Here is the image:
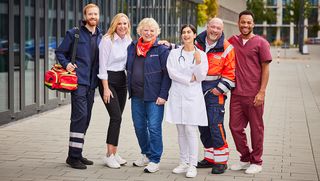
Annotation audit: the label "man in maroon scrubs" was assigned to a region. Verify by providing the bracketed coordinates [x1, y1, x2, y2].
[228, 10, 272, 174]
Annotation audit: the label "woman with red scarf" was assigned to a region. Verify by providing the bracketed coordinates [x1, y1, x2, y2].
[126, 18, 171, 173]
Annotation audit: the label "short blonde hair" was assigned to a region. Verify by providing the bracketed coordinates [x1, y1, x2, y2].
[83, 3, 99, 16]
[106, 13, 131, 41]
[136, 18, 161, 36]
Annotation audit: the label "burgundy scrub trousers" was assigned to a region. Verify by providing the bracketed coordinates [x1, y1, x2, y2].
[229, 95, 264, 165]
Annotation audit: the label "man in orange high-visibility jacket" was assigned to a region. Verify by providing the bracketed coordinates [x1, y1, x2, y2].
[195, 17, 235, 174]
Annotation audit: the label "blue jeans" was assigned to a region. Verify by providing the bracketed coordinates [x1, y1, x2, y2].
[131, 96, 164, 163]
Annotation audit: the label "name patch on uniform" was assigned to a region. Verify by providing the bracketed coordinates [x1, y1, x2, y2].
[214, 55, 221, 59]
[150, 54, 159, 57]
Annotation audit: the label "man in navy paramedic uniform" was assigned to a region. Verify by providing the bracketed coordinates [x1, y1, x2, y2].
[55, 3, 102, 169]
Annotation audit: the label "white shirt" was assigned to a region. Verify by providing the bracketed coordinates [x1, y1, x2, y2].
[98, 33, 132, 80]
[165, 46, 209, 126]
[242, 39, 249, 45]
[205, 38, 217, 53]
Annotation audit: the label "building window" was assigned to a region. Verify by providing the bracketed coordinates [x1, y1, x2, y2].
[67, 0, 75, 29]
[39, 0, 45, 105]
[281, 27, 290, 43]
[267, 0, 277, 6]
[14, 0, 21, 111]
[61, 0, 66, 39]
[309, 0, 318, 6]
[308, 8, 319, 37]
[25, 0, 36, 106]
[282, 0, 290, 5]
[96, 0, 106, 32]
[0, 0, 9, 112]
[48, 0, 58, 100]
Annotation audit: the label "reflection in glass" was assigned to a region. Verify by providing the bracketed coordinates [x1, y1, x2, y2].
[0, 0, 9, 112]
[60, 0, 67, 101]
[308, 8, 319, 37]
[39, 0, 45, 105]
[61, 1, 66, 40]
[267, 0, 277, 6]
[48, 0, 58, 100]
[25, 0, 36, 106]
[95, 0, 105, 32]
[281, 27, 290, 44]
[67, 0, 75, 29]
[14, 0, 21, 112]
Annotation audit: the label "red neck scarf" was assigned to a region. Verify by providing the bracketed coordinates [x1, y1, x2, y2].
[136, 37, 156, 57]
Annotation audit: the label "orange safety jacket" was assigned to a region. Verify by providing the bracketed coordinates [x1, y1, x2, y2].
[195, 31, 236, 94]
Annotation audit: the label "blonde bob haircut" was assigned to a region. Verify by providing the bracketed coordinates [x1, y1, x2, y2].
[83, 3, 99, 16]
[105, 13, 131, 41]
[136, 18, 161, 36]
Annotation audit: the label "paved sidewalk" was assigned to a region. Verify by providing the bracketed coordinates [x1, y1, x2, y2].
[0, 45, 319, 181]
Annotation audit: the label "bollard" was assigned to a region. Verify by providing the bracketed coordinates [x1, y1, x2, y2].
[277, 47, 280, 63]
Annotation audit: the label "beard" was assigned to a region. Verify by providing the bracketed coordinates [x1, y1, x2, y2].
[240, 28, 253, 36]
[207, 33, 220, 42]
[86, 18, 99, 26]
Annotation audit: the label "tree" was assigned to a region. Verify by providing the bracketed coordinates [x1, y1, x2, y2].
[308, 23, 320, 36]
[197, 0, 218, 26]
[283, 0, 311, 45]
[246, 0, 276, 24]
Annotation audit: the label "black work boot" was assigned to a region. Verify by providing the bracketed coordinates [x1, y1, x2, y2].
[211, 164, 228, 174]
[197, 159, 214, 168]
[80, 157, 94, 165]
[66, 157, 87, 169]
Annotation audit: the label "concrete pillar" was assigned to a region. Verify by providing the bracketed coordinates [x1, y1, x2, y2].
[263, 21, 267, 37]
[263, 0, 267, 38]
[276, 0, 282, 41]
[304, 18, 308, 41]
[290, 22, 294, 45]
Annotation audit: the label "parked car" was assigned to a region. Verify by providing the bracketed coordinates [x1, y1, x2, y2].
[0, 37, 58, 72]
[25, 37, 57, 58]
[0, 39, 33, 71]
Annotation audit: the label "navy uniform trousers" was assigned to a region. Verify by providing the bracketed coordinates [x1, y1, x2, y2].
[68, 85, 95, 158]
[199, 79, 229, 164]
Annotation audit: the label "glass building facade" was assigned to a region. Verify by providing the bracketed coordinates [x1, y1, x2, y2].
[0, 0, 200, 125]
[254, 0, 320, 44]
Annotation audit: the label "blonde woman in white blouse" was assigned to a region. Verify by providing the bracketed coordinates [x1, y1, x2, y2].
[98, 13, 132, 169]
[165, 24, 208, 178]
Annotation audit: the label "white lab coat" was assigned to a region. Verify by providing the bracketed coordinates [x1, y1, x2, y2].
[165, 46, 208, 126]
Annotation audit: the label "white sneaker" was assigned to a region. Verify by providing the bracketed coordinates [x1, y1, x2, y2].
[186, 165, 197, 178]
[230, 161, 250, 171]
[133, 154, 149, 167]
[172, 163, 189, 174]
[245, 164, 262, 174]
[103, 154, 120, 169]
[114, 153, 127, 165]
[144, 162, 160, 173]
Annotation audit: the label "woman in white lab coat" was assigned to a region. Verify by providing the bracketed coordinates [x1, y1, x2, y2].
[165, 24, 208, 178]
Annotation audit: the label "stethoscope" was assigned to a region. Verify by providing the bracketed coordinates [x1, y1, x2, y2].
[178, 45, 197, 64]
